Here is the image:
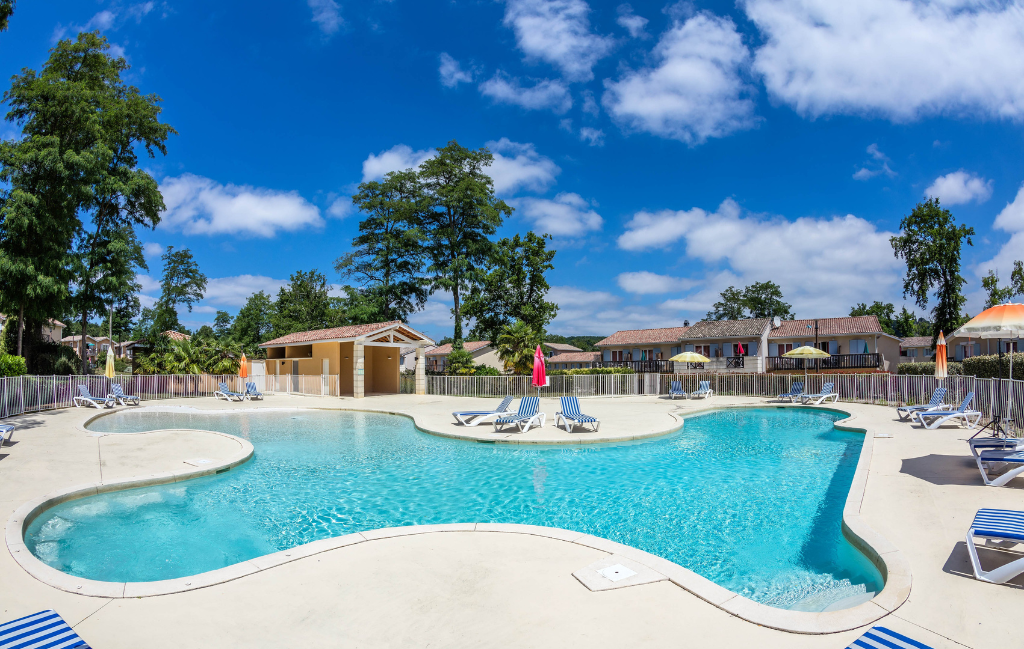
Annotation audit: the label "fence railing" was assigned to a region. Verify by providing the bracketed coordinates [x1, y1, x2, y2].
[2, 372, 1022, 430]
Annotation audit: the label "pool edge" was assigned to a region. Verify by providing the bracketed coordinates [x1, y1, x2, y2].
[6, 402, 909, 634]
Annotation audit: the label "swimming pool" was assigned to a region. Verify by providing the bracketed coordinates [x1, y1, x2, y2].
[24, 407, 882, 611]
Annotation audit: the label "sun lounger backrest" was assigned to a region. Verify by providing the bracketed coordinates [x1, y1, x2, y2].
[958, 392, 975, 411]
[670, 381, 681, 392]
[77, 385, 93, 399]
[820, 382, 834, 394]
[929, 387, 947, 406]
[792, 381, 803, 393]
[698, 381, 710, 391]
[519, 396, 539, 416]
[111, 384, 125, 397]
[219, 382, 230, 392]
[496, 395, 513, 412]
[560, 396, 582, 418]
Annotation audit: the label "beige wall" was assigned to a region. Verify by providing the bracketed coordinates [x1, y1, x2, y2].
[366, 346, 399, 394]
[340, 342, 354, 395]
[472, 348, 504, 371]
[263, 340, 404, 395]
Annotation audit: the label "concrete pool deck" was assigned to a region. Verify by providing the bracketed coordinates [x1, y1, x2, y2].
[0, 394, 1020, 648]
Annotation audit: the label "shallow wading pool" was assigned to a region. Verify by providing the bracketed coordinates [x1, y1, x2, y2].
[24, 407, 882, 611]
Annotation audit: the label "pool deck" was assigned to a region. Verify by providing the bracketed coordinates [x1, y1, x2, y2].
[1, 393, 1021, 648]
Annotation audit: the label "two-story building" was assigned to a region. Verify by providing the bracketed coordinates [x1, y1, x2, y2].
[679, 319, 770, 372]
[765, 316, 900, 372]
[548, 351, 602, 370]
[0, 315, 65, 342]
[900, 336, 934, 363]
[61, 335, 114, 362]
[594, 326, 691, 373]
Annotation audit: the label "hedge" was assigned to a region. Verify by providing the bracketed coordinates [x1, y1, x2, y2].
[548, 367, 634, 376]
[0, 354, 28, 377]
[961, 352, 1024, 380]
[897, 361, 963, 376]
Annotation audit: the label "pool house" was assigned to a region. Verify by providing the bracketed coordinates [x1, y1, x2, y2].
[259, 320, 434, 397]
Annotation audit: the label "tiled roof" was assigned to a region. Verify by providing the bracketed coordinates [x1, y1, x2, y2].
[683, 319, 769, 340]
[426, 341, 491, 356]
[61, 334, 112, 343]
[260, 321, 430, 346]
[544, 342, 582, 352]
[768, 316, 885, 339]
[163, 330, 192, 341]
[547, 351, 601, 363]
[901, 336, 933, 348]
[595, 326, 690, 347]
[0, 314, 63, 327]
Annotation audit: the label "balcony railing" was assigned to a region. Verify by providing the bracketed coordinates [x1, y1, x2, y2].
[766, 353, 881, 371]
[597, 359, 676, 373]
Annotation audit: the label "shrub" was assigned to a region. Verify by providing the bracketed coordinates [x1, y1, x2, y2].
[0, 354, 28, 377]
[961, 352, 1024, 380]
[897, 361, 963, 376]
[32, 341, 81, 375]
[472, 364, 501, 376]
[548, 366, 634, 376]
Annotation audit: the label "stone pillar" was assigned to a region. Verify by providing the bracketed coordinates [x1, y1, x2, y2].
[415, 347, 426, 395]
[353, 342, 365, 399]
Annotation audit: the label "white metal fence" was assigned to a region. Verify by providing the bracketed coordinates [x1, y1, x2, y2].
[2, 371, 1022, 429]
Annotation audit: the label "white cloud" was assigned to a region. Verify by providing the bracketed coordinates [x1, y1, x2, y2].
[479, 73, 573, 114]
[925, 170, 993, 205]
[602, 12, 757, 145]
[514, 192, 603, 236]
[852, 143, 896, 180]
[502, 0, 616, 82]
[327, 196, 353, 218]
[486, 138, 560, 195]
[581, 89, 600, 116]
[617, 198, 904, 317]
[308, 0, 342, 36]
[617, 271, 695, 294]
[135, 273, 161, 308]
[52, 3, 156, 42]
[87, 10, 117, 30]
[578, 127, 605, 146]
[361, 145, 435, 182]
[975, 182, 1024, 291]
[158, 174, 323, 238]
[203, 275, 289, 307]
[142, 242, 164, 258]
[547, 285, 683, 333]
[439, 53, 473, 88]
[747, 0, 1024, 120]
[616, 4, 649, 38]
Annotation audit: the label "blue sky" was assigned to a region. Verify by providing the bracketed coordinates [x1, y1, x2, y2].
[3, 0, 1024, 341]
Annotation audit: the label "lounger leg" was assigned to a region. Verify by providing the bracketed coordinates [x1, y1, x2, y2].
[967, 531, 1024, 583]
[977, 458, 1024, 487]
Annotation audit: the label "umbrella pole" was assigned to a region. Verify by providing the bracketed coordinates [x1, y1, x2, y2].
[1009, 339, 1015, 434]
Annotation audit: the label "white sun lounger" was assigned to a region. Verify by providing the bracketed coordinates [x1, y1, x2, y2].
[555, 396, 599, 432]
[109, 383, 139, 406]
[966, 508, 1024, 583]
[72, 385, 115, 409]
[912, 392, 980, 429]
[845, 625, 934, 648]
[975, 450, 1024, 487]
[896, 387, 947, 421]
[968, 436, 1024, 459]
[245, 382, 263, 400]
[0, 423, 13, 446]
[453, 396, 514, 426]
[493, 396, 545, 433]
[215, 382, 246, 402]
[800, 382, 838, 405]
[668, 381, 687, 399]
[777, 381, 804, 403]
[691, 380, 713, 399]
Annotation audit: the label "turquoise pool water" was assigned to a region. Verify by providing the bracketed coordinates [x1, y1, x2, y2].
[25, 407, 883, 610]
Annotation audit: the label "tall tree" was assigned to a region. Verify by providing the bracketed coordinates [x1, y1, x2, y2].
[891, 198, 975, 344]
[849, 301, 896, 334]
[463, 232, 558, 342]
[213, 310, 233, 338]
[271, 269, 338, 337]
[0, 0, 15, 31]
[155, 246, 207, 333]
[335, 169, 427, 322]
[231, 291, 274, 354]
[891, 306, 919, 339]
[982, 261, 1024, 308]
[495, 320, 542, 374]
[419, 140, 512, 345]
[111, 294, 140, 341]
[706, 282, 793, 321]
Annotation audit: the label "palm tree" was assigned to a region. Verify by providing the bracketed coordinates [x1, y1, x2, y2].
[495, 320, 541, 374]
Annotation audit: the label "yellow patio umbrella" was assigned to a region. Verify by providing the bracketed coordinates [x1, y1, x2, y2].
[669, 351, 711, 363]
[104, 349, 115, 379]
[783, 345, 830, 387]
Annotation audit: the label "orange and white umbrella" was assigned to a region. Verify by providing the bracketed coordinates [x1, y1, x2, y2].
[953, 303, 1024, 427]
[934, 332, 947, 381]
[238, 352, 248, 390]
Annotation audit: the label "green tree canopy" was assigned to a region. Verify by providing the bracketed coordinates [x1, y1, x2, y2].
[463, 232, 558, 342]
[891, 198, 974, 344]
[155, 246, 206, 333]
[849, 301, 896, 335]
[335, 169, 427, 322]
[231, 291, 274, 355]
[271, 269, 339, 337]
[706, 281, 794, 321]
[495, 320, 542, 374]
[982, 261, 1024, 308]
[213, 310, 233, 338]
[419, 140, 512, 345]
[0, 0, 15, 32]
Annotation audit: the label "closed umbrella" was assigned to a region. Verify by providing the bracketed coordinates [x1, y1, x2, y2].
[783, 345, 831, 389]
[104, 349, 115, 379]
[953, 303, 1024, 434]
[532, 345, 547, 399]
[239, 352, 248, 393]
[933, 332, 947, 383]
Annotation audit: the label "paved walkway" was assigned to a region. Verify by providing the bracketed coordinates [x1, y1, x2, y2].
[0, 394, 1020, 648]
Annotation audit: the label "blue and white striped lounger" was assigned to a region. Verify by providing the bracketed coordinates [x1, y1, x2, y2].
[493, 396, 545, 434]
[453, 396, 515, 426]
[0, 609, 90, 648]
[0, 423, 13, 447]
[974, 450, 1024, 487]
[800, 382, 837, 405]
[845, 625, 934, 648]
[215, 382, 246, 402]
[896, 387, 947, 420]
[109, 383, 139, 406]
[72, 385, 115, 409]
[966, 508, 1024, 584]
[777, 381, 804, 403]
[555, 396, 599, 432]
[668, 380, 687, 400]
[245, 382, 263, 400]
[691, 380, 713, 399]
[912, 392, 980, 429]
[968, 436, 1024, 459]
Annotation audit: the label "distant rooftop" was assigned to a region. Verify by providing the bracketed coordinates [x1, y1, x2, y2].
[595, 326, 691, 347]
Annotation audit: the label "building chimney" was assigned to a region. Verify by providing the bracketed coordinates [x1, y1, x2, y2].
[683, 319, 690, 327]
[773, 316, 781, 328]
